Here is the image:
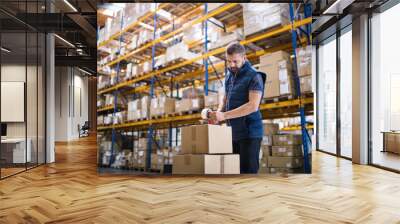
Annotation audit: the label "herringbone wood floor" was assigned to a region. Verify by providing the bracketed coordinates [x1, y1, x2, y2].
[1, 135, 400, 224]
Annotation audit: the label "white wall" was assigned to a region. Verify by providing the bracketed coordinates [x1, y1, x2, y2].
[55, 67, 89, 141]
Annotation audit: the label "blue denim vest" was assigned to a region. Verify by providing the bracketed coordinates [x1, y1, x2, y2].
[225, 61, 266, 141]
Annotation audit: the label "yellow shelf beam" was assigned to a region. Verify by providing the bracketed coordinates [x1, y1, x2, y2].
[97, 97, 314, 131]
[97, 105, 114, 113]
[97, 18, 312, 95]
[281, 124, 314, 131]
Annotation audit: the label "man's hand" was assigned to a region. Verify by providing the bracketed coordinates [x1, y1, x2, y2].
[210, 111, 226, 122]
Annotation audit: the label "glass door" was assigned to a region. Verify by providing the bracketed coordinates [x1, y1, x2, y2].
[317, 36, 337, 155]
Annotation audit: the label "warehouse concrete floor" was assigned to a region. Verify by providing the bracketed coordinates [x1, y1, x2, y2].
[0, 135, 399, 223]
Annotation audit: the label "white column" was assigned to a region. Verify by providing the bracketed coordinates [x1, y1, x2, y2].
[352, 14, 369, 164]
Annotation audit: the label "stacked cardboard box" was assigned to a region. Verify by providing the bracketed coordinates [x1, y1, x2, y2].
[127, 99, 141, 121]
[113, 111, 127, 124]
[111, 150, 132, 168]
[204, 93, 219, 108]
[258, 123, 279, 173]
[97, 115, 104, 126]
[165, 42, 201, 64]
[151, 152, 164, 170]
[175, 98, 204, 113]
[182, 20, 221, 46]
[268, 134, 304, 173]
[242, 4, 289, 37]
[173, 124, 240, 174]
[296, 46, 313, 93]
[103, 114, 113, 125]
[209, 28, 244, 50]
[99, 140, 113, 166]
[259, 51, 295, 98]
[150, 96, 175, 117]
[98, 75, 111, 90]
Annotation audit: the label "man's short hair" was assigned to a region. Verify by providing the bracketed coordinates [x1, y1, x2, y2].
[226, 42, 246, 55]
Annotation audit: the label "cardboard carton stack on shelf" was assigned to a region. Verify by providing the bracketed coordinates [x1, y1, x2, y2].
[98, 75, 111, 90]
[296, 46, 313, 93]
[127, 99, 141, 121]
[173, 124, 240, 174]
[175, 87, 205, 113]
[150, 96, 175, 117]
[133, 137, 151, 169]
[182, 20, 221, 47]
[103, 114, 113, 125]
[258, 123, 279, 173]
[126, 96, 150, 120]
[99, 140, 113, 166]
[259, 51, 294, 98]
[165, 42, 201, 64]
[209, 28, 244, 50]
[113, 111, 127, 124]
[242, 3, 289, 37]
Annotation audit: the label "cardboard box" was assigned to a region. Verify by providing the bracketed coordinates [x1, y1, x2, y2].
[181, 124, 233, 154]
[172, 154, 240, 174]
[259, 51, 290, 68]
[204, 93, 219, 107]
[175, 99, 192, 113]
[273, 134, 302, 146]
[268, 156, 303, 168]
[128, 99, 141, 111]
[258, 145, 271, 173]
[300, 75, 312, 93]
[264, 80, 280, 98]
[191, 98, 204, 111]
[258, 158, 269, 174]
[263, 123, 279, 135]
[242, 4, 289, 36]
[175, 98, 204, 113]
[272, 145, 303, 157]
[262, 135, 273, 146]
[261, 145, 271, 158]
[279, 78, 295, 95]
[296, 46, 312, 77]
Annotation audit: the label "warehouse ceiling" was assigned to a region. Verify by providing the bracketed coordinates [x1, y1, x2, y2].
[312, 0, 391, 42]
[0, 0, 97, 75]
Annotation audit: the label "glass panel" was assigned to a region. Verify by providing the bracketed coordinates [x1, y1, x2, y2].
[27, 31, 38, 169]
[317, 37, 337, 154]
[38, 32, 45, 165]
[339, 29, 352, 158]
[371, 3, 400, 171]
[1, 31, 28, 177]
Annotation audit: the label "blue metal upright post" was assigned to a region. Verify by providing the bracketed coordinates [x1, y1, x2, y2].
[110, 10, 124, 167]
[203, 3, 209, 96]
[146, 3, 157, 171]
[289, 2, 311, 173]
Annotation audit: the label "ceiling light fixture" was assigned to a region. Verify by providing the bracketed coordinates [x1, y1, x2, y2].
[63, 0, 78, 12]
[1, 47, 11, 53]
[54, 34, 75, 48]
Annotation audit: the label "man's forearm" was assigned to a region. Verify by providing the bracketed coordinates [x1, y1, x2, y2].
[217, 96, 226, 112]
[223, 102, 258, 120]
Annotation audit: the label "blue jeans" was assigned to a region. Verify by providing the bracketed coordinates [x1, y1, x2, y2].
[233, 138, 262, 174]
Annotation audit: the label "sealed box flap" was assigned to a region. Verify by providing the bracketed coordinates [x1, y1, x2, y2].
[208, 125, 233, 154]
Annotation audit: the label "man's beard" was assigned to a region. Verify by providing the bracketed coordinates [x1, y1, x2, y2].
[229, 67, 239, 73]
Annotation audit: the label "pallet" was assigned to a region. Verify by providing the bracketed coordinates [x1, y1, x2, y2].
[262, 94, 294, 104]
[172, 109, 200, 116]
